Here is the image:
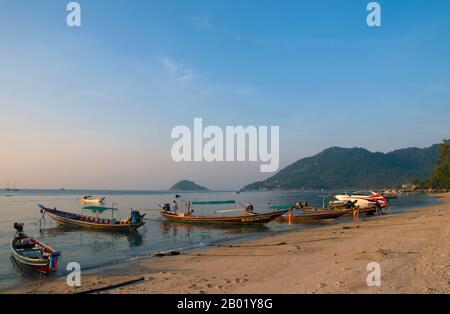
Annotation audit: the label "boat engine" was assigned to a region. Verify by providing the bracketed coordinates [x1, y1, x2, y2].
[13, 222, 24, 232]
[162, 203, 171, 212]
[245, 203, 254, 213]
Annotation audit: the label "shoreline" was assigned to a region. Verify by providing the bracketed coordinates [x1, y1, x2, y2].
[3, 193, 449, 294]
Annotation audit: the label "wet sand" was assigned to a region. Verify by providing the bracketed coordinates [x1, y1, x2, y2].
[4, 193, 449, 294]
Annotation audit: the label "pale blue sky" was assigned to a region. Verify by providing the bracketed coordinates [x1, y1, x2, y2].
[0, 0, 449, 190]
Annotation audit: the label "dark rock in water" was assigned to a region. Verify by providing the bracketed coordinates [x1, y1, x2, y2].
[169, 180, 210, 191]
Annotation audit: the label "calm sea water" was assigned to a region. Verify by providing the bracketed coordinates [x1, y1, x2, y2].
[0, 189, 439, 290]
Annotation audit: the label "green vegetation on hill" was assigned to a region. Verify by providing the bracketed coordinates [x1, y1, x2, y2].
[243, 144, 440, 191]
[169, 180, 209, 191]
[414, 139, 450, 191]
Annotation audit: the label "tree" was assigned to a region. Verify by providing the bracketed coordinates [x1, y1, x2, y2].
[429, 139, 450, 190]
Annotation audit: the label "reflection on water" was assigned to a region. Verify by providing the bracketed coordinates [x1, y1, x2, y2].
[0, 190, 439, 290]
[158, 220, 270, 239]
[38, 225, 145, 249]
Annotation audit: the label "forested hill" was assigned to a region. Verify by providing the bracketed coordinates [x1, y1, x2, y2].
[243, 144, 440, 190]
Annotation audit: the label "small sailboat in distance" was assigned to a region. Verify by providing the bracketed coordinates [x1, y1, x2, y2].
[5, 178, 11, 192]
[5, 179, 20, 192]
[11, 180, 20, 192]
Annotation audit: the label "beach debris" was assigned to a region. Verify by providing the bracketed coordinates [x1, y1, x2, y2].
[154, 250, 181, 257]
[73, 277, 145, 294]
[225, 241, 287, 248]
[377, 249, 393, 257]
[343, 225, 360, 230]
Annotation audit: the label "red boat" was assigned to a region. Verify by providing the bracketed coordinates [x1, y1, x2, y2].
[11, 223, 60, 274]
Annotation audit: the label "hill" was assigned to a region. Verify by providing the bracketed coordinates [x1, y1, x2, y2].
[243, 144, 440, 190]
[414, 139, 450, 191]
[169, 180, 210, 191]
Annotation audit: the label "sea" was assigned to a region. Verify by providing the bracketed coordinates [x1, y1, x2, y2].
[0, 189, 440, 290]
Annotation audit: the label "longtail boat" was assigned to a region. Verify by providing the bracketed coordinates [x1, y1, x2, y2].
[269, 205, 348, 223]
[160, 200, 287, 225]
[38, 204, 145, 231]
[160, 210, 288, 224]
[302, 208, 352, 215]
[11, 223, 60, 274]
[275, 210, 348, 223]
[303, 206, 376, 216]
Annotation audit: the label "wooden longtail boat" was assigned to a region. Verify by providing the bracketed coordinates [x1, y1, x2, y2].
[11, 223, 60, 274]
[275, 209, 348, 223]
[302, 208, 352, 215]
[38, 205, 145, 231]
[308, 207, 376, 216]
[268, 204, 349, 223]
[160, 199, 287, 225]
[160, 210, 288, 224]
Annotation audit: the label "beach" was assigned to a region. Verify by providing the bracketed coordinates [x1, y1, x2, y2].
[4, 193, 449, 294]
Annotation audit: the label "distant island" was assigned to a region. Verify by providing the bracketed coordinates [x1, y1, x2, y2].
[243, 144, 440, 191]
[169, 180, 210, 191]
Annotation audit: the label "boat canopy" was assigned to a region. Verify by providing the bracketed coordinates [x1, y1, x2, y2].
[269, 205, 293, 210]
[191, 200, 236, 205]
[82, 206, 118, 212]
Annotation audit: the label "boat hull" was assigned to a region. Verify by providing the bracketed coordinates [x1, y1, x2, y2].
[160, 210, 288, 225]
[335, 191, 388, 208]
[81, 197, 106, 204]
[275, 210, 348, 223]
[41, 206, 144, 231]
[10, 253, 51, 274]
[10, 237, 58, 274]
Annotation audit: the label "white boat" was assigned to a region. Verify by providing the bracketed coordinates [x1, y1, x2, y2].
[334, 191, 388, 209]
[81, 196, 106, 204]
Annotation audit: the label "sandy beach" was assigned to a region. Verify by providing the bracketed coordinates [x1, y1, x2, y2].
[4, 193, 449, 294]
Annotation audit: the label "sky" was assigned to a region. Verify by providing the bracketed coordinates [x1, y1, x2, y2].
[0, 0, 449, 190]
